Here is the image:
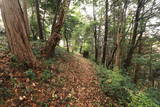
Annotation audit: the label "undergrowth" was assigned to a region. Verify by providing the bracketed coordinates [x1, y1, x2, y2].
[96, 65, 160, 107]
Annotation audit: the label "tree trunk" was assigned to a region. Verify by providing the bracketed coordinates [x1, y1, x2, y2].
[66, 40, 70, 52]
[42, 0, 48, 40]
[42, 0, 71, 58]
[51, 0, 62, 34]
[102, 0, 109, 64]
[124, 0, 143, 70]
[79, 43, 83, 54]
[1, 0, 37, 67]
[134, 36, 142, 84]
[35, 0, 44, 40]
[134, 19, 146, 84]
[64, 35, 70, 52]
[93, 0, 98, 62]
[115, 33, 121, 68]
[149, 43, 154, 87]
[115, 1, 128, 69]
[107, 46, 117, 68]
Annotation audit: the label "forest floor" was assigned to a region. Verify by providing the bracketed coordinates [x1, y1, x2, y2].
[0, 47, 114, 107]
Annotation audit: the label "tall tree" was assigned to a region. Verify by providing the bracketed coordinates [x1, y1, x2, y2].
[42, 0, 71, 58]
[124, 0, 144, 70]
[102, 0, 109, 64]
[51, 0, 62, 34]
[115, 0, 128, 69]
[1, 0, 37, 66]
[93, 0, 98, 62]
[35, 0, 44, 40]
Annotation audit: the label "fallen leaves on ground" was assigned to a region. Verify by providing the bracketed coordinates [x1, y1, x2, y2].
[0, 52, 114, 107]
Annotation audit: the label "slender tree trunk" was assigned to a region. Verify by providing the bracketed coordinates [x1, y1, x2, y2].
[134, 18, 146, 84]
[79, 43, 83, 54]
[93, 0, 98, 62]
[114, 0, 128, 69]
[149, 43, 154, 87]
[42, 0, 48, 40]
[66, 40, 70, 52]
[1, 0, 37, 67]
[64, 24, 70, 52]
[119, 3, 128, 67]
[124, 0, 143, 70]
[115, 33, 121, 67]
[51, 0, 62, 34]
[64, 35, 70, 52]
[134, 35, 142, 84]
[107, 46, 117, 68]
[114, 5, 121, 69]
[102, 0, 109, 64]
[98, 24, 101, 59]
[35, 0, 44, 40]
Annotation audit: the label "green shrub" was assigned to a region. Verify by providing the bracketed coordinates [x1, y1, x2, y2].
[10, 55, 18, 62]
[44, 58, 56, 66]
[145, 88, 160, 106]
[129, 91, 159, 107]
[41, 69, 53, 81]
[96, 65, 160, 107]
[25, 69, 36, 80]
[32, 48, 41, 57]
[37, 102, 49, 107]
[10, 55, 29, 69]
[31, 40, 45, 57]
[10, 55, 18, 67]
[0, 87, 12, 104]
[97, 65, 134, 105]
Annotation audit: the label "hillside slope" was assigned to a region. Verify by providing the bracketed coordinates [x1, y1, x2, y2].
[0, 49, 113, 107]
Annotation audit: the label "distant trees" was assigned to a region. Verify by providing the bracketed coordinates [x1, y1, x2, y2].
[63, 13, 80, 52]
[1, 0, 160, 87]
[71, 0, 160, 86]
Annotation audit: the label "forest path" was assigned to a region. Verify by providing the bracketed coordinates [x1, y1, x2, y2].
[0, 51, 112, 107]
[50, 54, 110, 107]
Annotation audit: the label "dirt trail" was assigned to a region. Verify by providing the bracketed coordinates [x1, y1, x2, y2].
[50, 55, 111, 107]
[0, 52, 112, 107]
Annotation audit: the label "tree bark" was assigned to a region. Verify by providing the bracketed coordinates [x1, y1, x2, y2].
[35, 0, 44, 40]
[42, 0, 71, 58]
[115, 33, 121, 68]
[93, 0, 98, 62]
[22, 0, 31, 36]
[64, 32, 70, 52]
[115, 1, 128, 69]
[102, 0, 109, 64]
[51, 0, 62, 34]
[149, 43, 154, 87]
[124, 0, 143, 70]
[42, 0, 48, 40]
[134, 33, 143, 84]
[1, 0, 37, 67]
[79, 44, 83, 54]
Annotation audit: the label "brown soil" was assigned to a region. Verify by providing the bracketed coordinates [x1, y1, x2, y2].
[0, 52, 113, 107]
